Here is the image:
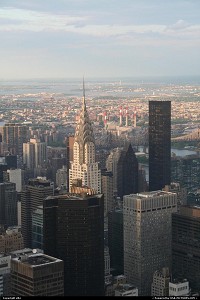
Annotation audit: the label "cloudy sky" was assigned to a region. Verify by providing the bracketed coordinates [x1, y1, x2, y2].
[0, 0, 200, 79]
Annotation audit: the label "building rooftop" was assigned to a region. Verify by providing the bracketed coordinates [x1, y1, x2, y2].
[170, 278, 188, 285]
[10, 248, 43, 258]
[12, 253, 62, 267]
[125, 190, 176, 199]
[46, 193, 103, 201]
[178, 205, 200, 218]
[116, 284, 137, 292]
[5, 226, 22, 234]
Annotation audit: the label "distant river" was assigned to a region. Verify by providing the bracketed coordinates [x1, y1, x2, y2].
[139, 147, 198, 182]
[138, 146, 197, 157]
[171, 148, 197, 157]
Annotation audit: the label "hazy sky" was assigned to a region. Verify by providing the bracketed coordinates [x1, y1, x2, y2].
[0, 0, 200, 79]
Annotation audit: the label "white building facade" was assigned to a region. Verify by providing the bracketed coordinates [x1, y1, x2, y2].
[23, 138, 47, 169]
[169, 280, 190, 296]
[7, 169, 23, 192]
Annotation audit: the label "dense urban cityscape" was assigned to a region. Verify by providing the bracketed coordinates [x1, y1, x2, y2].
[0, 78, 200, 296]
[1, 0, 200, 297]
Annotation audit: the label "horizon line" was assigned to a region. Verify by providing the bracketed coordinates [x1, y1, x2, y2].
[0, 74, 200, 81]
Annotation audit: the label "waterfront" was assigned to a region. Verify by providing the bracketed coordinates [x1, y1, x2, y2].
[140, 147, 199, 183]
[138, 146, 197, 157]
[171, 148, 197, 157]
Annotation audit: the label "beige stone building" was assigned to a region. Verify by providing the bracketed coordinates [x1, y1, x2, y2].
[0, 227, 24, 254]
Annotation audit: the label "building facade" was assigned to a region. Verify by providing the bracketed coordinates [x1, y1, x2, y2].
[0, 182, 17, 228]
[124, 191, 177, 296]
[108, 209, 124, 275]
[0, 123, 28, 157]
[149, 101, 171, 191]
[101, 170, 114, 217]
[43, 193, 104, 296]
[0, 255, 10, 296]
[10, 251, 64, 296]
[21, 177, 53, 248]
[163, 182, 187, 211]
[117, 143, 138, 199]
[23, 138, 47, 170]
[151, 267, 170, 296]
[106, 147, 122, 195]
[32, 205, 43, 249]
[0, 226, 24, 254]
[169, 279, 189, 296]
[56, 166, 68, 189]
[6, 169, 24, 192]
[172, 206, 200, 292]
[106, 144, 138, 199]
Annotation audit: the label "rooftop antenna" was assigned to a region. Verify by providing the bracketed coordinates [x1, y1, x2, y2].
[83, 76, 86, 110]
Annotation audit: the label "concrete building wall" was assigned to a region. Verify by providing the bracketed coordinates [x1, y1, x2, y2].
[124, 191, 177, 296]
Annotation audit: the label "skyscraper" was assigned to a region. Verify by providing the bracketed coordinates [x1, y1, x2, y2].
[123, 191, 177, 296]
[149, 101, 171, 191]
[69, 81, 101, 193]
[5, 154, 17, 169]
[117, 143, 138, 199]
[101, 170, 114, 217]
[106, 144, 138, 199]
[43, 193, 104, 296]
[106, 147, 122, 195]
[32, 205, 43, 249]
[0, 254, 10, 297]
[0, 182, 17, 228]
[10, 250, 64, 296]
[172, 205, 200, 292]
[21, 177, 53, 248]
[56, 166, 68, 189]
[23, 138, 47, 170]
[6, 169, 24, 192]
[108, 208, 124, 275]
[23, 141, 35, 169]
[0, 123, 28, 157]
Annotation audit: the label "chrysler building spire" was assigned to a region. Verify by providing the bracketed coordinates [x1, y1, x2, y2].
[82, 76, 86, 110]
[69, 79, 101, 194]
[74, 79, 95, 162]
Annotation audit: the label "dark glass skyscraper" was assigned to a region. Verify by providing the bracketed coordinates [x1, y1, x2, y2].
[21, 178, 53, 248]
[43, 193, 104, 296]
[149, 101, 171, 191]
[0, 182, 17, 228]
[117, 143, 138, 199]
[108, 208, 124, 275]
[172, 206, 200, 293]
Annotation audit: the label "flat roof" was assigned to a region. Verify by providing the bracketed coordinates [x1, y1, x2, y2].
[46, 193, 103, 201]
[116, 284, 137, 292]
[12, 253, 62, 266]
[125, 190, 176, 199]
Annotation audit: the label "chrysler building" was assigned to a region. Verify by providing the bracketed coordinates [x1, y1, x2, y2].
[69, 80, 101, 193]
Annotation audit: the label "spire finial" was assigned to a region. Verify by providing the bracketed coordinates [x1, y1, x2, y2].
[83, 76, 86, 109]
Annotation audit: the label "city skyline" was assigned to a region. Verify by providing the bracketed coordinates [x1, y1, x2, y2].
[0, 0, 200, 79]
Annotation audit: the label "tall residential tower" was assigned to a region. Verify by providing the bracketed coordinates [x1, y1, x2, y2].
[149, 101, 171, 191]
